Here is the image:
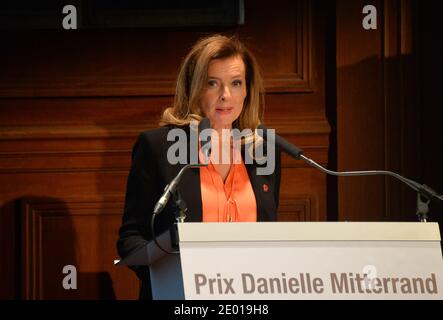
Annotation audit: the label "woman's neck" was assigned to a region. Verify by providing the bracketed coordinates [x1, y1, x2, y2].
[211, 127, 234, 165]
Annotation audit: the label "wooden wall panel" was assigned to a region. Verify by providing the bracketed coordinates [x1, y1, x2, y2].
[336, 0, 385, 222]
[278, 197, 313, 221]
[0, 1, 312, 97]
[0, 0, 329, 299]
[21, 197, 139, 299]
[418, 0, 443, 227]
[336, 0, 420, 222]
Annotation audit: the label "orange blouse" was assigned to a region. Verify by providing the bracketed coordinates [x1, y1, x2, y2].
[199, 143, 257, 222]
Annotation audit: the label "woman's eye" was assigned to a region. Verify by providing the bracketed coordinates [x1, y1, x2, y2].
[233, 80, 242, 86]
[208, 80, 218, 87]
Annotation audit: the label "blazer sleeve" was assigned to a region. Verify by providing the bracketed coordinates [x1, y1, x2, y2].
[116, 132, 159, 279]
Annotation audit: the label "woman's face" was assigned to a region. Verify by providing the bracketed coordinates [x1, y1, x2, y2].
[200, 55, 247, 131]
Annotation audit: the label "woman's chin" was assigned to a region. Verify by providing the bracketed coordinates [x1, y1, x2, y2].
[209, 118, 235, 130]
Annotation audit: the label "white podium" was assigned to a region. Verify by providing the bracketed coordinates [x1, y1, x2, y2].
[117, 222, 443, 300]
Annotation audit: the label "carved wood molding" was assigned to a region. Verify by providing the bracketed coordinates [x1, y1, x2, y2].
[277, 196, 313, 221]
[0, 116, 329, 173]
[0, 1, 312, 98]
[263, 0, 312, 93]
[20, 196, 124, 299]
[0, 124, 151, 140]
[0, 76, 177, 98]
[0, 115, 329, 142]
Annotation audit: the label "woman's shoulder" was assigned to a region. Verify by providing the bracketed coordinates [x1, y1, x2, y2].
[130, 126, 175, 159]
[138, 126, 171, 142]
[136, 124, 189, 146]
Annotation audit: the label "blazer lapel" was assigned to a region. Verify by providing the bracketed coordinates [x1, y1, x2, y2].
[167, 126, 275, 223]
[179, 166, 202, 222]
[168, 126, 202, 223]
[242, 143, 275, 221]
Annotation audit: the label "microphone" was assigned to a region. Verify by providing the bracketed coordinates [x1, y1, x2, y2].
[257, 124, 443, 222]
[153, 118, 211, 216]
[199, 117, 212, 162]
[151, 118, 212, 255]
[258, 124, 304, 159]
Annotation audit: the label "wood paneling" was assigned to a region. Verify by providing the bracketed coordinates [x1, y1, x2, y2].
[417, 0, 443, 227]
[336, 0, 420, 222]
[336, 0, 385, 222]
[0, 0, 312, 97]
[278, 197, 313, 221]
[0, 0, 329, 299]
[21, 197, 139, 299]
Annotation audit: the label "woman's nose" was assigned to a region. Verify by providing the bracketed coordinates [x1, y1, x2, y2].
[220, 85, 231, 101]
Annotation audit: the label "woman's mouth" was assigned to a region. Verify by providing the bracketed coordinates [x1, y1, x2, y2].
[215, 107, 233, 115]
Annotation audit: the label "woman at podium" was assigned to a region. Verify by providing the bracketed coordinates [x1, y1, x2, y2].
[117, 35, 282, 299]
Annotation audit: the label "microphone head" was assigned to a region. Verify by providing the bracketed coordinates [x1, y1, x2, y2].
[198, 117, 211, 132]
[256, 123, 303, 160]
[257, 124, 267, 137]
[257, 124, 271, 141]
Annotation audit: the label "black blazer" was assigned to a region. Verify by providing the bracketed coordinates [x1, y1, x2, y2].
[117, 125, 281, 299]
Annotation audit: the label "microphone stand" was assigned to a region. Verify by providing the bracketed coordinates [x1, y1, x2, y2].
[164, 186, 188, 253]
[150, 117, 212, 254]
[151, 163, 208, 255]
[300, 154, 443, 222]
[172, 186, 189, 223]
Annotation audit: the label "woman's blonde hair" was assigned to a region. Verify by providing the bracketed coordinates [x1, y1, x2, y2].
[160, 34, 265, 131]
